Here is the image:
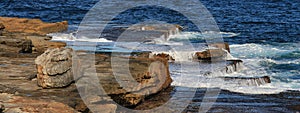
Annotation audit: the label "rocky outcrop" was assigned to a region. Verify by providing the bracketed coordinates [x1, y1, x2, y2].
[194, 49, 227, 60]
[97, 56, 172, 107]
[0, 32, 66, 57]
[0, 93, 76, 113]
[0, 36, 33, 53]
[35, 48, 75, 88]
[209, 42, 230, 53]
[26, 35, 66, 53]
[0, 17, 68, 35]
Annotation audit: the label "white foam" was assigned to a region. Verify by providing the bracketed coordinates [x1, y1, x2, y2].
[48, 32, 113, 42]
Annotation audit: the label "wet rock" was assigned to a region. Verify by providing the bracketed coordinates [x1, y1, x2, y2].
[194, 49, 227, 60]
[0, 17, 68, 35]
[35, 48, 75, 88]
[209, 42, 230, 53]
[222, 76, 271, 86]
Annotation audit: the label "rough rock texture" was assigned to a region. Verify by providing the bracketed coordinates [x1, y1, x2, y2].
[209, 42, 230, 53]
[0, 23, 4, 35]
[75, 52, 173, 109]
[0, 57, 86, 112]
[0, 32, 66, 57]
[0, 93, 77, 113]
[26, 35, 66, 53]
[0, 17, 68, 35]
[152, 53, 175, 62]
[0, 35, 33, 53]
[35, 48, 75, 88]
[194, 49, 227, 60]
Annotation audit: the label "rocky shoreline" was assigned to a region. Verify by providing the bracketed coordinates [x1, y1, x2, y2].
[1, 17, 298, 113]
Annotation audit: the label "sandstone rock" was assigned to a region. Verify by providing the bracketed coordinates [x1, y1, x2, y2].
[209, 42, 230, 53]
[194, 49, 227, 60]
[0, 17, 68, 35]
[35, 48, 75, 88]
[0, 93, 77, 113]
[0, 36, 33, 53]
[78, 53, 172, 107]
[26, 35, 66, 53]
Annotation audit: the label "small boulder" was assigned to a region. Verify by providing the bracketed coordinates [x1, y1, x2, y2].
[35, 48, 76, 88]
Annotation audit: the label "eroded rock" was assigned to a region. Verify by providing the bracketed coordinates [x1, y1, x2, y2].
[35, 48, 75, 88]
[194, 49, 227, 60]
[0, 93, 76, 113]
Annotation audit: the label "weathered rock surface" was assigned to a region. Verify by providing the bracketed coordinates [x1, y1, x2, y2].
[0, 17, 68, 35]
[0, 36, 33, 53]
[194, 49, 227, 60]
[0, 32, 66, 58]
[35, 48, 75, 88]
[0, 93, 77, 113]
[0, 23, 4, 35]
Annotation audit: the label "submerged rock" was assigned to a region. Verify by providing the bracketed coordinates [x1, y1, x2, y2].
[35, 48, 75, 88]
[0, 17, 68, 35]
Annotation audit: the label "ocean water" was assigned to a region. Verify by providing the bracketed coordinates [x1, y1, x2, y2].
[1, 0, 300, 106]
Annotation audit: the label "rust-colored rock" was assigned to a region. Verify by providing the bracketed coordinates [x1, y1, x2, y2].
[0, 17, 68, 35]
[209, 42, 230, 53]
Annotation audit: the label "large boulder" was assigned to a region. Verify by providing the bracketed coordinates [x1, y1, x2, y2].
[35, 48, 75, 88]
[0, 17, 68, 35]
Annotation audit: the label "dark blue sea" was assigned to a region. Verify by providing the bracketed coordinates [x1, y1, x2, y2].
[1, 0, 300, 112]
